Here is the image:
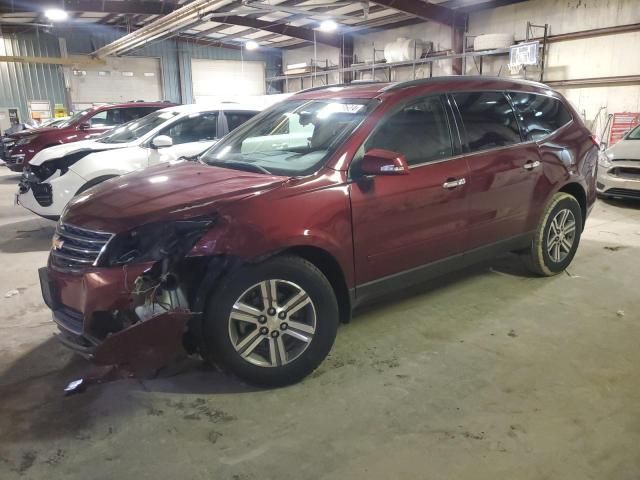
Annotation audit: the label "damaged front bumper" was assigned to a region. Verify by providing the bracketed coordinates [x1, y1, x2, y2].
[17, 168, 85, 219]
[40, 262, 194, 373]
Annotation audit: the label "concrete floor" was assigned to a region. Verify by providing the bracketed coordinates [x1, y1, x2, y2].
[0, 167, 639, 479]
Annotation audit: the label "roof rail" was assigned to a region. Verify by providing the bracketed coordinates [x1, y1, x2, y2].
[296, 80, 384, 94]
[381, 75, 547, 92]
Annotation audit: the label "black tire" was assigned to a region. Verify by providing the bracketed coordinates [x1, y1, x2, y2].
[523, 192, 583, 276]
[202, 255, 339, 387]
[75, 175, 119, 195]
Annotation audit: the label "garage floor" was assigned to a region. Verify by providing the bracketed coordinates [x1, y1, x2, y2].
[0, 168, 639, 479]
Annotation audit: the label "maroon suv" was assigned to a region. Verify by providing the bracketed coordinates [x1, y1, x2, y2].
[5, 101, 172, 171]
[39, 77, 597, 387]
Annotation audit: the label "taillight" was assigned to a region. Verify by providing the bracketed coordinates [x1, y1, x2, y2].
[590, 134, 599, 148]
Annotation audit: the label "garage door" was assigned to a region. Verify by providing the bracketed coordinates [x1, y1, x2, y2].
[70, 56, 163, 106]
[191, 58, 265, 103]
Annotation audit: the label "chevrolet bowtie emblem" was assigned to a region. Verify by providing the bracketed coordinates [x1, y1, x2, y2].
[52, 234, 64, 250]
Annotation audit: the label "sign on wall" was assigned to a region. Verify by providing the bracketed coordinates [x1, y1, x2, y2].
[609, 112, 640, 146]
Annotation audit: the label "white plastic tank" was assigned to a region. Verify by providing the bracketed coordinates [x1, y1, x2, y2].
[384, 38, 429, 62]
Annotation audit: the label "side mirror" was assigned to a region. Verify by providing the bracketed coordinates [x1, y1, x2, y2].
[360, 149, 410, 176]
[78, 122, 91, 131]
[151, 135, 173, 149]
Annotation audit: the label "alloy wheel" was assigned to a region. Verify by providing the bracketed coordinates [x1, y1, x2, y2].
[546, 208, 577, 263]
[228, 279, 317, 368]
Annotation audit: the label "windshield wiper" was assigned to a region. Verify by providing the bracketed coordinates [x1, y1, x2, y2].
[207, 160, 271, 175]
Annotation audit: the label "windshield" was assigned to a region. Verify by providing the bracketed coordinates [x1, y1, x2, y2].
[98, 110, 179, 144]
[626, 124, 640, 140]
[200, 98, 377, 176]
[57, 108, 94, 128]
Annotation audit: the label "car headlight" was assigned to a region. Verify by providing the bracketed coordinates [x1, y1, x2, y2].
[100, 218, 214, 267]
[16, 135, 37, 146]
[598, 152, 612, 169]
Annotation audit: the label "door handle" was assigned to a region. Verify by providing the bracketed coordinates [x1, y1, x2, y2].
[442, 178, 466, 189]
[523, 160, 541, 170]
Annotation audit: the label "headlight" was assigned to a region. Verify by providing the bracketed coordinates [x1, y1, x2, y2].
[100, 218, 214, 267]
[598, 152, 612, 169]
[16, 135, 37, 146]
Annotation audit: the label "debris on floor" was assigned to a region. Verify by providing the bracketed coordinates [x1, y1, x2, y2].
[508, 329, 518, 338]
[4, 289, 19, 298]
[616, 310, 625, 318]
[604, 245, 625, 252]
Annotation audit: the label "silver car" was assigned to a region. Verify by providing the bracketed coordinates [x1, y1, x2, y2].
[597, 124, 640, 200]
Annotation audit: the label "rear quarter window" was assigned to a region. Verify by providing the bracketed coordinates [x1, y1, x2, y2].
[509, 93, 572, 141]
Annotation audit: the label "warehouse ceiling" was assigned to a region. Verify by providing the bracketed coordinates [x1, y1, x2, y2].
[0, 1, 527, 50]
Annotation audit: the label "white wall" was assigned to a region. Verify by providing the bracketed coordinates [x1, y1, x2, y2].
[468, 0, 640, 136]
[281, 0, 639, 140]
[281, 22, 455, 91]
[282, 44, 341, 92]
[353, 23, 453, 81]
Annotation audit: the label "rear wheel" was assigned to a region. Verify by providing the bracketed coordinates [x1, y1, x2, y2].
[523, 192, 582, 276]
[202, 255, 339, 387]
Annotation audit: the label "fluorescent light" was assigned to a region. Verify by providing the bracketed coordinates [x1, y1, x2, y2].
[44, 8, 68, 21]
[245, 40, 259, 50]
[319, 19, 338, 32]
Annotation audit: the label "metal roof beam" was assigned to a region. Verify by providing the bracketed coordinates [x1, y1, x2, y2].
[213, 15, 343, 48]
[370, 0, 466, 27]
[0, 0, 181, 15]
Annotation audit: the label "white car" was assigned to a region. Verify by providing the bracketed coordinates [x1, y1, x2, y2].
[597, 124, 640, 200]
[17, 103, 261, 219]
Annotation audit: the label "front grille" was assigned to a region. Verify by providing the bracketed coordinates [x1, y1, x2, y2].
[604, 188, 640, 199]
[610, 167, 640, 180]
[51, 223, 114, 271]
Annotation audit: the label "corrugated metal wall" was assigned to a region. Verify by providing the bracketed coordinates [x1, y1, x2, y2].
[0, 25, 282, 122]
[0, 30, 67, 123]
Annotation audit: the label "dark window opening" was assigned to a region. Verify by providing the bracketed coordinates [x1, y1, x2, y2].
[453, 92, 521, 153]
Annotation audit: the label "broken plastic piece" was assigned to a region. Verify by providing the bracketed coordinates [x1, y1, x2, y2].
[93, 311, 192, 376]
[64, 379, 86, 396]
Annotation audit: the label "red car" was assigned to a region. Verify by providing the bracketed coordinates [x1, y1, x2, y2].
[40, 77, 597, 387]
[5, 102, 172, 172]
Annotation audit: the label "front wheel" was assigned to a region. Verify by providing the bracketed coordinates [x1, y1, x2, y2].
[202, 255, 339, 387]
[523, 192, 583, 276]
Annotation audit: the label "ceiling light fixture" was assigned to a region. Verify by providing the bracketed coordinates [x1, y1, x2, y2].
[44, 8, 68, 21]
[319, 19, 338, 32]
[245, 40, 259, 50]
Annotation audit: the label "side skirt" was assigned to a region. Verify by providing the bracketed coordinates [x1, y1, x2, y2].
[351, 232, 533, 307]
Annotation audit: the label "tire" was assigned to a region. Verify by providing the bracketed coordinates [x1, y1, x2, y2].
[202, 255, 339, 387]
[523, 192, 583, 276]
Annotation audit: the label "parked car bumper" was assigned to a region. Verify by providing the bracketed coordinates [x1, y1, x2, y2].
[597, 163, 640, 200]
[17, 169, 85, 219]
[5, 153, 26, 172]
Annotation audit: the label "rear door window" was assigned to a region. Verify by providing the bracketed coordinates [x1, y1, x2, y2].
[364, 95, 453, 166]
[452, 92, 521, 153]
[88, 110, 117, 128]
[120, 107, 158, 123]
[225, 111, 257, 131]
[509, 93, 573, 140]
[159, 112, 219, 144]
